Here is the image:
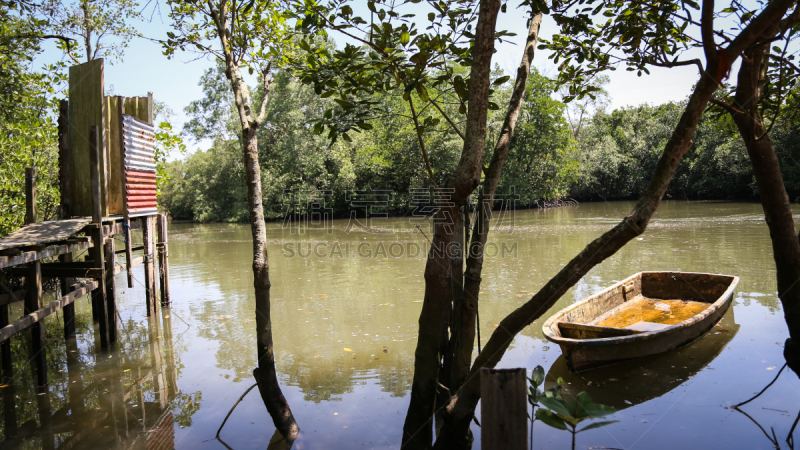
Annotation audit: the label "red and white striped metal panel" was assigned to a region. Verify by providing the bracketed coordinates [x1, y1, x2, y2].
[121, 114, 158, 217]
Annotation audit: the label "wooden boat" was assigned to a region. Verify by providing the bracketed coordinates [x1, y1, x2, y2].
[544, 308, 739, 410]
[542, 271, 739, 372]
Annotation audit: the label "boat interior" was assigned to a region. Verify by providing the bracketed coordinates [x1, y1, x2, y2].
[555, 272, 735, 340]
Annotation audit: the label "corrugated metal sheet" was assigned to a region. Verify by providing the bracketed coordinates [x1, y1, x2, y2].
[122, 115, 157, 216]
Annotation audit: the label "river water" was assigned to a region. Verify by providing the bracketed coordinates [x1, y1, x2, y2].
[2, 201, 798, 449]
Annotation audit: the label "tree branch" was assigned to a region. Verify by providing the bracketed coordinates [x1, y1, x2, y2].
[709, 97, 742, 114]
[651, 57, 704, 75]
[701, 0, 718, 62]
[769, 53, 800, 76]
[407, 96, 438, 188]
[255, 62, 273, 127]
[429, 98, 464, 141]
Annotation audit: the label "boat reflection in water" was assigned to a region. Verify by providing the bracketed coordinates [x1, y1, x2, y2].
[1, 308, 192, 450]
[544, 308, 739, 411]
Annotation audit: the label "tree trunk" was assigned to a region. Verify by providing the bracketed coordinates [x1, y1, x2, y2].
[241, 125, 299, 440]
[448, 12, 543, 399]
[433, 0, 800, 440]
[213, 4, 299, 438]
[401, 1, 502, 448]
[725, 14, 800, 374]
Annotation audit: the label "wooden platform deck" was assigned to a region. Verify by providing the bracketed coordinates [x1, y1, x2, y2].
[0, 218, 140, 270]
[0, 218, 91, 250]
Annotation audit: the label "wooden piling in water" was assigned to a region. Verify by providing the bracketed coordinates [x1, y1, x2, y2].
[0, 301, 10, 382]
[105, 237, 117, 344]
[143, 216, 157, 316]
[89, 126, 110, 349]
[480, 368, 528, 450]
[58, 102, 77, 338]
[24, 167, 48, 387]
[157, 214, 170, 306]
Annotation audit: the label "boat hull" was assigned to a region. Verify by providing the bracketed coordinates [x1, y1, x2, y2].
[542, 272, 739, 372]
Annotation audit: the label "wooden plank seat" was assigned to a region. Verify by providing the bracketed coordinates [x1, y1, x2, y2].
[557, 322, 644, 339]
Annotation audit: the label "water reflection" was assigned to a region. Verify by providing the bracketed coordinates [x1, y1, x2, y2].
[2, 201, 798, 449]
[544, 308, 740, 411]
[0, 306, 198, 449]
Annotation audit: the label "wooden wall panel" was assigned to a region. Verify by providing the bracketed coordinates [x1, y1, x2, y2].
[68, 59, 106, 217]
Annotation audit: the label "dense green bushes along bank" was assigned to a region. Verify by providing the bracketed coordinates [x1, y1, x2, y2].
[159, 64, 800, 222]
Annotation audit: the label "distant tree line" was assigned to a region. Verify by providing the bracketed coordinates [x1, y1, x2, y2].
[159, 63, 800, 223]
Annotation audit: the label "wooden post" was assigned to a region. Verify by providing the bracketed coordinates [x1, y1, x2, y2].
[480, 368, 528, 450]
[59, 99, 77, 337]
[105, 237, 117, 344]
[0, 303, 11, 383]
[2, 383, 17, 439]
[89, 126, 110, 348]
[58, 99, 71, 219]
[24, 167, 47, 387]
[60, 257, 76, 339]
[157, 214, 170, 306]
[143, 215, 157, 317]
[26, 257, 46, 386]
[25, 167, 36, 224]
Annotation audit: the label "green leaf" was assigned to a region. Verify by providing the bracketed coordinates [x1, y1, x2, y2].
[580, 402, 616, 418]
[492, 75, 510, 85]
[416, 84, 429, 102]
[531, 366, 545, 387]
[538, 396, 571, 417]
[401, 31, 410, 45]
[536, 409, 568, 430]
[578, 420, 619, 433]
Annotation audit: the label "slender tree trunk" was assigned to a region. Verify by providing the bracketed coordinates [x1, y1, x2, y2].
[433, 1, 797, 444]
[210, 2, 298, 440]
[448, 12, 543, 398]
[724, 11, 800, 373]
[401, 1, 501, 448]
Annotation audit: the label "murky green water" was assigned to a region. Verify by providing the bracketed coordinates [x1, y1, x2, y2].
[2, 201, 799, 449]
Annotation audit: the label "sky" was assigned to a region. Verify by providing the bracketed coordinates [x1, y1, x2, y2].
[35, 1, 707, 155]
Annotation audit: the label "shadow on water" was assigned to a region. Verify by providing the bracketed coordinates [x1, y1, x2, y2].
[544, 307, 739, 411]
[0, 307, 195, 449]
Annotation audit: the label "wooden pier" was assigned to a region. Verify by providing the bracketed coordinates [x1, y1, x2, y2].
[0, 58, 171, 398]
